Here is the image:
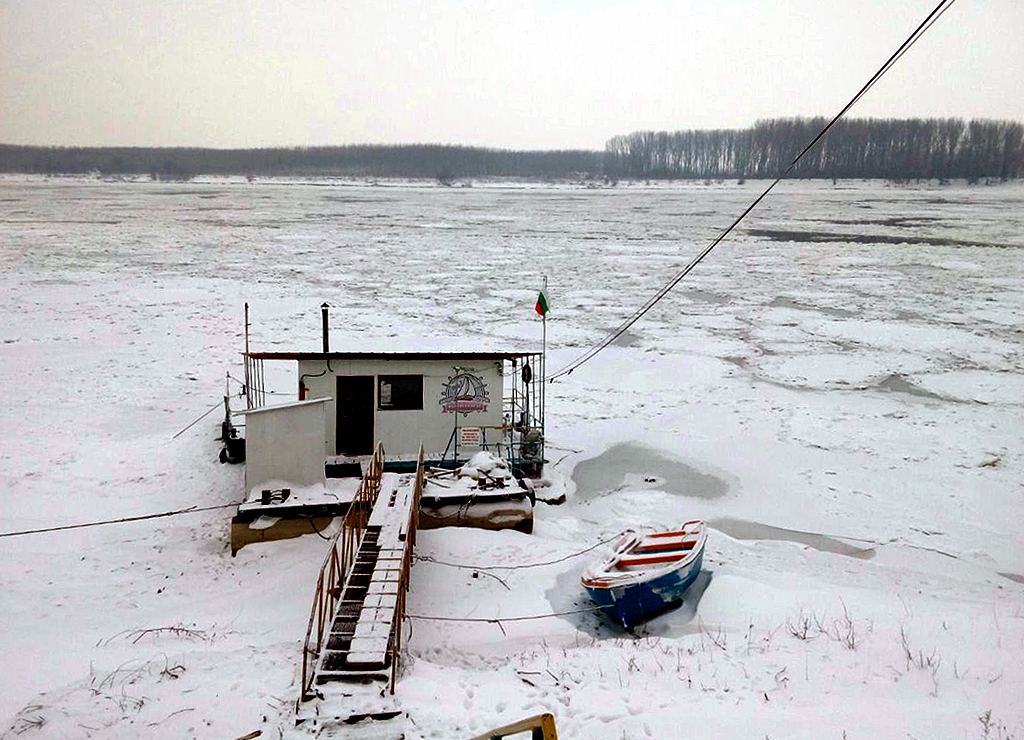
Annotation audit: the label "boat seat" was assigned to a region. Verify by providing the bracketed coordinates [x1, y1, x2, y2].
[634, 538, 697, 553]
[646, 529, 694, 538]
[615, 552, 688, 567]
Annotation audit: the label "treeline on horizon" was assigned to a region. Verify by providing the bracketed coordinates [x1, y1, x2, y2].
[1, 117, 1021, 182]
[606, 118, 1024, 181]
[0, 143, 602, 181]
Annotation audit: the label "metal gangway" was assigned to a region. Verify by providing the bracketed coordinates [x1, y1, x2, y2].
[298, 444, 424, 710]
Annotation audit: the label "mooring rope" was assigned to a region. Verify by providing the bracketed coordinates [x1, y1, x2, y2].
[414, 531, 625, 571]
[0, 502, 243, 539]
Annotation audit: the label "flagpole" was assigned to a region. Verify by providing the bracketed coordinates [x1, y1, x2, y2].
[541, 276, 547, 439]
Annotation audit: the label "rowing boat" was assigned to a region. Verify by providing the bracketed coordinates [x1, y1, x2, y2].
[581, 520, 707, 629]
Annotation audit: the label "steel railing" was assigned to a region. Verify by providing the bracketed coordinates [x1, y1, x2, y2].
[387, 443, 424, 693]
[299, 442, 386, 701]
[242, 353, 266, 409]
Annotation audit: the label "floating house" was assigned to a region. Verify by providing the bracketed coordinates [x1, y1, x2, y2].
[228, 307, 546, 552]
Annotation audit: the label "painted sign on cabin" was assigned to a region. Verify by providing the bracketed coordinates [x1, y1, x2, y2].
[439, 372, 490, 415]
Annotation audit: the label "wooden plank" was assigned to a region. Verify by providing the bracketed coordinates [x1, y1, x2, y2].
[353, 620, 391, 638]
[361, 592, 398, 611]
[347, 635, 390, 667]
[357, 600, 395, 622]
[366, 581, 401, 596]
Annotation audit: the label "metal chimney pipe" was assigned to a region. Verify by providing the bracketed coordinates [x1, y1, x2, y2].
[321, 303, 330, 353]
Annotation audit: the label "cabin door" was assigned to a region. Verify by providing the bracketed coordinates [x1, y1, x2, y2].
[336, 375, 374, 455]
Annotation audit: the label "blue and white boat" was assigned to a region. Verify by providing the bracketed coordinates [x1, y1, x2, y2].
[582, 520, 707, 630]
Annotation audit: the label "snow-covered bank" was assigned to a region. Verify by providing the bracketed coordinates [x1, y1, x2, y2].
[2, 177, 1022, 739]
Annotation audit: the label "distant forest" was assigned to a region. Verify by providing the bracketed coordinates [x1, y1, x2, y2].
[0, 143, 601, 181]
[1, 118, 1021, 182]
[605, 118, 1024, 182]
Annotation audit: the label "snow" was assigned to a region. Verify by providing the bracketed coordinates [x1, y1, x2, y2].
[458, 451, 514, 482]
[240, 478, 359, 509]
[1, 175, 1023, 739]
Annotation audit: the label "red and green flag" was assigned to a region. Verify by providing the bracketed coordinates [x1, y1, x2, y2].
[535, 288, 549, 317]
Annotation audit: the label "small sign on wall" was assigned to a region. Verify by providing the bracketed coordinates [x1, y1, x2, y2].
[459, 426, 482, 447]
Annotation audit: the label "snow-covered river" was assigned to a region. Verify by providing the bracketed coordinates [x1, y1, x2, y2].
[2, 175, 1022, 739]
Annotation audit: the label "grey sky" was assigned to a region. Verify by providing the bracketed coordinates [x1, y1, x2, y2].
[2, 0, 1021, 149]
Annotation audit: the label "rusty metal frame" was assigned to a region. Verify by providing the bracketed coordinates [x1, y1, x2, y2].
[466, 713, 559, 740]
[299, 442, 386, 701]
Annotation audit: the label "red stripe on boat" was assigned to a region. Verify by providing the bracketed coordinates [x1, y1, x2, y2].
[646, 530, 691, 538]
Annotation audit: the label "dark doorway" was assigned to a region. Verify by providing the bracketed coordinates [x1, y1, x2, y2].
[336, 375, 374, 455]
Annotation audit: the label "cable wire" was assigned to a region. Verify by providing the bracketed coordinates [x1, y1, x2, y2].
[172, 398, 226, 439]
[548, 0, 958, 381]
[406, 607, 602, 623]
[0, 502, 243, 539]
[414, 531, 625, 571]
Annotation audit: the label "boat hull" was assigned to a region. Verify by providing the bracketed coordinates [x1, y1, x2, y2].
[584, 546, 704, 630]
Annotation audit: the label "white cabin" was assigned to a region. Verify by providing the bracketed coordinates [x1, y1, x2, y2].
[244, 351, 544, 474]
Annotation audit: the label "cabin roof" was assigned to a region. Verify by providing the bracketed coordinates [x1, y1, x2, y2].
[247, 351, 538, 362]
[239, 397, 331, 416]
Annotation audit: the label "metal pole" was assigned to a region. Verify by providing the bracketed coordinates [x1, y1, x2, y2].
[321, 302, 330, 353]
[243, 303, 251, 409]
[541, 277, 547, 437]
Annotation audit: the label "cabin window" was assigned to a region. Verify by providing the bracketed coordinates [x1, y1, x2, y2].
[378, 375, 423, 410]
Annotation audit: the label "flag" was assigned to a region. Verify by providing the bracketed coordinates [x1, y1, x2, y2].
[535, 289, 549, 317]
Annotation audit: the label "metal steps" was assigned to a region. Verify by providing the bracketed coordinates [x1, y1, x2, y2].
[315, 530, 407, 684]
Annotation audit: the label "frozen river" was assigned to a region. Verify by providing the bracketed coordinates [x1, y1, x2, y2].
[1, 175, 1022, 739]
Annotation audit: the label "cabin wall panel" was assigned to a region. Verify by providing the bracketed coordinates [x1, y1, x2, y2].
[244, 399, 328, 493]
[297, 358, 504, 459]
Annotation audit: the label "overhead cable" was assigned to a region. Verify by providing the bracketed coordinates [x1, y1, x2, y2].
[548, 0, 958, 381]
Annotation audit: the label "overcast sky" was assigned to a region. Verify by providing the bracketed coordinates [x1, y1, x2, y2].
[2, 0, 1022, 150]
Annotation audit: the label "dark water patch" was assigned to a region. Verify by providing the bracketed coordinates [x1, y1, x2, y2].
[321, 195, 391, 204]
[610, 329, 641, 347]
[709, 517, 875, 559]
[664, 210, 717, 218]
[0, 219, 122, 225]
[682, 289, 730, 305]
[571, 442, 728, 501]
[747, 228, 1017, 249]
[824, 216, 945, 227]
[32, 277, 78, 286]
[998, 572, 1024, 585]
[768, 296, 858, 318]
[147, 189, 225, 197]
[722, 355, 747, 368]
[875, 374, 944, 400]
[189, 218, 259, 228]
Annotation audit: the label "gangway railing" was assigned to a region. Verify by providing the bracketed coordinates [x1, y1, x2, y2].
[299, 442, 386, 701]
[387, 443, 424, 692]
